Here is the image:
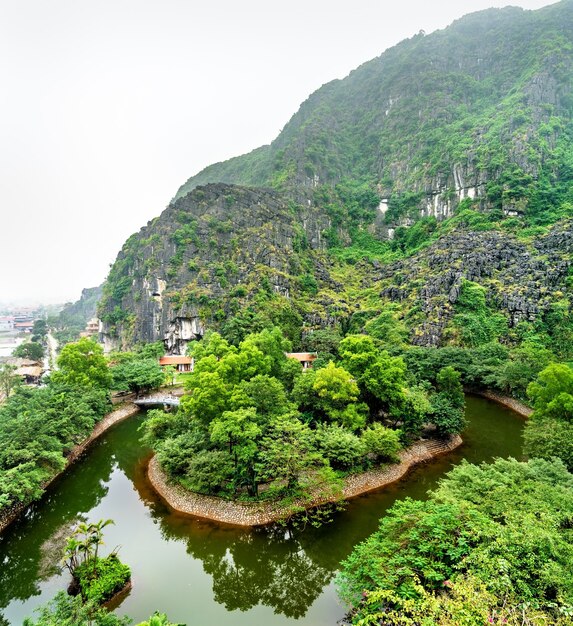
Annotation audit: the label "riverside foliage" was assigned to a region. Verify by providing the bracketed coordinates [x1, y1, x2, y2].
[0, 383, 110, 515]
[337, 457, 573, 625]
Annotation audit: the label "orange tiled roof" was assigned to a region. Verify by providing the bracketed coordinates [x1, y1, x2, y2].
[159, 356, 193, 365]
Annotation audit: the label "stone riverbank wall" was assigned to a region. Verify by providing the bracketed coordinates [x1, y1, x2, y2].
[470, 390, 532, 418]
[0, 403, 141, 534]
[147, 434, 463, 527]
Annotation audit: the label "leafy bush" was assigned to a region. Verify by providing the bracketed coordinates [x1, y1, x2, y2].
[184, 449, 234, 494]
[361, 423, 402, 462]
[23, 591, 130, 626]
[430, 393, 466, 438]
[315, 424, 365, 470]
[0, 385, 110, 513]
[75, 554, 131, 605]
[337, 458, 573, 621]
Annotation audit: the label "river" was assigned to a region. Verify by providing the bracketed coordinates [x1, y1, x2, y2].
[0, 395, 524, 625]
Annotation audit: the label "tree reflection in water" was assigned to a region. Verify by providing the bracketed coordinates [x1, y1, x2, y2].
[153, 518, 335, 618]
[0, 448, 115, 611]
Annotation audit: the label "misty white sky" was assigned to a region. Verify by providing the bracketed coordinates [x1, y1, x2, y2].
[0, 0, 556, 305]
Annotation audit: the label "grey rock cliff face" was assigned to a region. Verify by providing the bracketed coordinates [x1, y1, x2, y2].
[375, 221, 573, 346]
[99, 183, 330, 353]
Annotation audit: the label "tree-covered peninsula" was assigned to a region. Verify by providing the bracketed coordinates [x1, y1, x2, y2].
[142, 328, 465, 506]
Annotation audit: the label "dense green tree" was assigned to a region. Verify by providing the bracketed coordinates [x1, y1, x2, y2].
[361, 423, 402, 462]
[488, 340, 553, 398]
[52, 338, 111, 389]
[13, 341, 45, 361]
[230, 374, 292, 420]
[182, 371, 231, 425]
[526, 362, 573, 417]
[390, 385, 432, 442]
[210, 408, 261, 494]
[338, 498, 479, 603]
[426, 366, 467, 438]
[314, 424, 365, 470]
[339, 335, 407, 416]
[302, 329, 342, 364]
[0, 364, 20, 399]
[221, 309, 269, 346]
[430, 394, 466, 438]
[188, 331, 235, 361]
[185, 449, 234, 494]
[111, 358, 164, 394]
[524, 363, 573, 470]
[0, 384, 110, 515]
[257, 414, 324, 490]
[155, 428, 208, 477]
[292, 362, 366, 428]
[136, 341, 165, 360]
[338, 458, 573, 621]
[31, 319, 48, 343]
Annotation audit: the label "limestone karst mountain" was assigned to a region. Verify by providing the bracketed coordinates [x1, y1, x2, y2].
[98, 1, 573, 356]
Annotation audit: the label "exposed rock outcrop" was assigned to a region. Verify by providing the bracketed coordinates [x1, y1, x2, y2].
[99, 183, 331, 353]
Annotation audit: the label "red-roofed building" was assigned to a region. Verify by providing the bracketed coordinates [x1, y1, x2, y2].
[14, 321, 34, 332]
[285, 352, 317, 370]
[159, 355, 194, 372]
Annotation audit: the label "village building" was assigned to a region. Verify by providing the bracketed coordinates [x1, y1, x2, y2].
[159, 355, 194, 373]
[15, 365, 43, 385]
[80, 318, 100, 337]
[0, 357, 44, 385]
[285, 352, 317, 370]
[14, 321, 34, 333]
[0, 316, 15, 331]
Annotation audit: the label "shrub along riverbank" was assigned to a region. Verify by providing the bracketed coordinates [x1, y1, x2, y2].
[147, 435, 462, 526]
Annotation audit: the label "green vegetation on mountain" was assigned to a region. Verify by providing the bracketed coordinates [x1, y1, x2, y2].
[51, 286, 102, 346]
[98, 2, 573, 363]
[175, 3, 573, 216]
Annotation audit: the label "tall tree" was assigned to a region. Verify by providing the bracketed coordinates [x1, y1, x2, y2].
[52, 338, 111, 389]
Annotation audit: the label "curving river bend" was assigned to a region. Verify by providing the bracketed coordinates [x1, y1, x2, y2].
[0, 395, 524, 625]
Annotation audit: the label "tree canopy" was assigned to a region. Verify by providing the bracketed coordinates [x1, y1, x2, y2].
[52, 338, 111, 389]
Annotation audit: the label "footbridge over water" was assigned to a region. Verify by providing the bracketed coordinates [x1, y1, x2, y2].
[133, 395, 181, 408]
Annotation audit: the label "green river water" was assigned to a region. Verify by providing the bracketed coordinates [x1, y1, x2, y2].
[0, 395, 525, 625]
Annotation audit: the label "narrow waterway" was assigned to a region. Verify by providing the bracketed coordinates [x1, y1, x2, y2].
[0, 395, 524, 625]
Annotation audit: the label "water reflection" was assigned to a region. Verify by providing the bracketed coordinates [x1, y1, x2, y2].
[0, 398, 525, 625]
[0, 453, 114, 611]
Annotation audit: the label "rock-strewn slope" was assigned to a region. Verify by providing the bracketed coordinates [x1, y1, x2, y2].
[99, 2, 573, 353]
[372, 221, 573, 346]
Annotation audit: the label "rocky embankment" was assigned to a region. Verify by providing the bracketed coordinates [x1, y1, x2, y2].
[0, 403, 140, 534]
[147, 435, 463, 527]
[376, 222, 573, 346]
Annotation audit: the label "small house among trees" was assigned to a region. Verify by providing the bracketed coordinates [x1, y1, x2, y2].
[285, 352, 317, 370]
[159, 355, 194, 372]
